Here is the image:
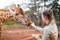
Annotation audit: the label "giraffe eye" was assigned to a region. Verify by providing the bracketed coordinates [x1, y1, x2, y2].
[15, 14, 19, 16]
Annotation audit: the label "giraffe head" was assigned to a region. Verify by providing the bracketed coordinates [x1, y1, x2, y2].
[9, 4, 33, 26]
[9, 4, 25, 15]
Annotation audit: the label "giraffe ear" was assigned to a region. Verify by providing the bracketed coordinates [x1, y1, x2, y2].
[11, 8, 15, 11]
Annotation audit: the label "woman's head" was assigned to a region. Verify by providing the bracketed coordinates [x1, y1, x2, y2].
[42, 10, 54, 24]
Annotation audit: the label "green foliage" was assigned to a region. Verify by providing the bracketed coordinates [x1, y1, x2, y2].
[3, 20, 28, 28]
[56, 22, 60, 30]
[3, 20, 16, 25]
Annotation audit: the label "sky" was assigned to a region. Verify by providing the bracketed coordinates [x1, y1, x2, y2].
[0, 0, 60, 11]
[0, 0, 30, 11]
[0, 0, 29, 7]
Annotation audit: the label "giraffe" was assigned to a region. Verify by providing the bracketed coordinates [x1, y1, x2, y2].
[0, 4, 30, 25]
[0, 4, 32, 37]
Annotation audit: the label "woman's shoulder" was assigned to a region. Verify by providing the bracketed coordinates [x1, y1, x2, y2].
[44, 23, 57, 31]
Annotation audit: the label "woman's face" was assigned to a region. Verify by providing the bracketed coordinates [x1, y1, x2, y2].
[42, 15, 45, 23]
[42, 15, 49, 24]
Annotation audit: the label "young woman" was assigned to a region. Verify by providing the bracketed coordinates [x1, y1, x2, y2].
[28, 10, 58, 40]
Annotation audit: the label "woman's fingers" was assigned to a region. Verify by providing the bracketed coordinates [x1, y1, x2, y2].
[32, 34, 40, 39]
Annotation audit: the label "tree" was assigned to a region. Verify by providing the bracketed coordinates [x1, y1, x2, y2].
[26, 0, 42, 26]
[48, 0, 60, 21]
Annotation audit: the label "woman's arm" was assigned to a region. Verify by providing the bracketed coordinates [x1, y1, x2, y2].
[30, 23, 43, 33]
[25, 19, 43, 33]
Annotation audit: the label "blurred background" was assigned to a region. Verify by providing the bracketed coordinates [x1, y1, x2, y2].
[0, 0, 60, 29]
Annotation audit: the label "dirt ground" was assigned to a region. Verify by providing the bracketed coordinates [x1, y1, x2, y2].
[0, 27, 42, 40]
[0, 27, 60, 40]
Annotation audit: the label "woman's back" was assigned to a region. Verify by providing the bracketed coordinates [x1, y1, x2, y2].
[42, 23, 58, 40]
